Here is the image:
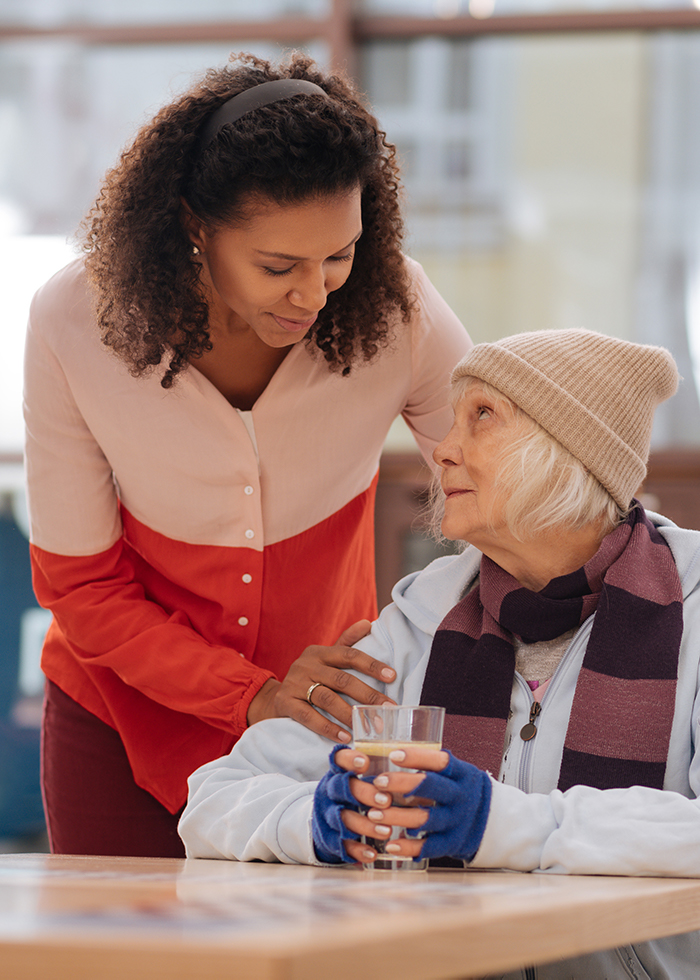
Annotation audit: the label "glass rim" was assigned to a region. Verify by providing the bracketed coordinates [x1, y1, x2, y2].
[351, 704, 445, 712]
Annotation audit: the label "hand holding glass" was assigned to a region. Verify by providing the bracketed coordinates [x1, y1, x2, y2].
[351, 704, 445, 871]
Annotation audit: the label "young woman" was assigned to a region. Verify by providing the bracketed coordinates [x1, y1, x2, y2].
[24, 52, 470, 857]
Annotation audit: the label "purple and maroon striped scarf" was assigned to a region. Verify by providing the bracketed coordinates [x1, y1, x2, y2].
[420, 504, 683, 791]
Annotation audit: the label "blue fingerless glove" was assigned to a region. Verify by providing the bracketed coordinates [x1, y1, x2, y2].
[408, 751, 492, 863]
[311, 746, 361, 864]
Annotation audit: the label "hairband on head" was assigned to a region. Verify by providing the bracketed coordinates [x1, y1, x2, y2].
[198, 78, 328, 150]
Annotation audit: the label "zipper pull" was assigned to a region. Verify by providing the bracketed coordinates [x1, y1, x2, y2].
[520, 700, 542, 741]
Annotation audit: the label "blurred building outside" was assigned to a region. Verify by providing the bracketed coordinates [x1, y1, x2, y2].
[2, 0, 700, 844]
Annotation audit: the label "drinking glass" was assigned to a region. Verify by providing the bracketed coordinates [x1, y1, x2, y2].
[351, 704, 445, 872]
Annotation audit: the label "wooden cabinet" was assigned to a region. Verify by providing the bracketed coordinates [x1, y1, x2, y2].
[639, 450, 700, 533]
[374, 453, 453, 612]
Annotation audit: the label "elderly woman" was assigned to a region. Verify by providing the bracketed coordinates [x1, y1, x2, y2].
[180, 329, 700, 979]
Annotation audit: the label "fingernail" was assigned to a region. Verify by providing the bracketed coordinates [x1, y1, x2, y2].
[353, 756, 365, 768]
[385, 843, 402, 853]
[375, 825, 391, 835]
[382, 700, 395, 708]
[389, 749, 406, 762]
[337, 731, 351, 743]
[374, 775, 389, 788]
[362, 849, 375, 861]
[374, 792, 390, 806]
[367, 809, 384, 820]
[380, 668, 395, 680]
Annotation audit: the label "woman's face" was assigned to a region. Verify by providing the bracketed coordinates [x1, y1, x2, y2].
[433, 384, 519, 550]
[188, 188, 363, 347]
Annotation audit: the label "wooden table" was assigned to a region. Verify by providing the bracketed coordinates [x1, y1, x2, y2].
[0, 854, 699, 979]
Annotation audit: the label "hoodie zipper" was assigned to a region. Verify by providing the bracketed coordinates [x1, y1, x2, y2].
[515, 674, 537, 792]
[520, 700, 541, 741]
[515, 618, 594, 792]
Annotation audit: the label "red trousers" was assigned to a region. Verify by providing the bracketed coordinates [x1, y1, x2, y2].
[41, 680, 185, 857]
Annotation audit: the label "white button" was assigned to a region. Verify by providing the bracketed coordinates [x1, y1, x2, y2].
[238, 616, 249, 626]
[245, 529, 254, 539]
[242, 574, 252, 584]
[244, 485, 254, 495]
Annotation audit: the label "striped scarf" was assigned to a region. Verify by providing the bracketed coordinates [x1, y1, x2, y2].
[420, 505, 683, 791]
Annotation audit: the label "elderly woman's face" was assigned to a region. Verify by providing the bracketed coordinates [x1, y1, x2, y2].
[433, 385, 518, 547]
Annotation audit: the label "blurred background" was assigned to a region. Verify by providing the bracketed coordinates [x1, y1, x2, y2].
[2, 0, 700, 848]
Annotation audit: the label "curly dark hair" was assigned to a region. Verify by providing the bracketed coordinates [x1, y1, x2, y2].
[80, 51, 415, 388]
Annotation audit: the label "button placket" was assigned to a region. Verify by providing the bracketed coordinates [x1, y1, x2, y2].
[238, 469, 261, 645]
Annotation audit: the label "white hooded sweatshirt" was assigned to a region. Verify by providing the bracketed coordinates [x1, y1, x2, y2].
[180, 513, 700, 980]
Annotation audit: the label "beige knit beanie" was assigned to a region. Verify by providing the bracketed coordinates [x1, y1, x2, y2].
[451, 329, 679, 508]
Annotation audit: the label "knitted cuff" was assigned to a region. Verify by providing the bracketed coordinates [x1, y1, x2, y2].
[408, 752, 492, 863]
[311, 745, 361, 864]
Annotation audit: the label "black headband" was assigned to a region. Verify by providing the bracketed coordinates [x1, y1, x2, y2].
[198, 78, 328, 150]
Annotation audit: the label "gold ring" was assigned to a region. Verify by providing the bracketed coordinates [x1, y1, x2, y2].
[305, 681, 323, 705]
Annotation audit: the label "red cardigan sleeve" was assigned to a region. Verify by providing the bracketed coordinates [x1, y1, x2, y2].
[31, 538, 275, 740]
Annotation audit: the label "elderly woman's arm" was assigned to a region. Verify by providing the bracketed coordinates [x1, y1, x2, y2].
[471, 778, 700, 877]
[325, 731, 700, 875]
[180, 716, 330, 863]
